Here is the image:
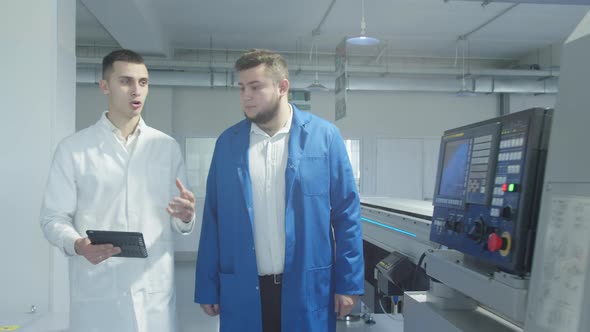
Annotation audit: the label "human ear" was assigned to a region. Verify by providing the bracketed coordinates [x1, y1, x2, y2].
[278, 79, 289, 96]
[99, 80, 110, 96]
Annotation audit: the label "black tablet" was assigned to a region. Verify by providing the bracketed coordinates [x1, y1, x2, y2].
[86, 230, 148, 258]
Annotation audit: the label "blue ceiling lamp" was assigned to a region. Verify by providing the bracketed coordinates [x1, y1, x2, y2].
[346, 0, 379, 46]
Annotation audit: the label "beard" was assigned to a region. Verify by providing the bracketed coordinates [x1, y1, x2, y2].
[243, 97, 280, 125]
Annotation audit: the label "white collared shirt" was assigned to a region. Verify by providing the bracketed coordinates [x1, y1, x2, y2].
[100, 111, 143, 156]
[249, 109, 292, 275]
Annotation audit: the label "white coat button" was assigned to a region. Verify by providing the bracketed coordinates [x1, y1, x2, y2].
[256, 286, 259, 291]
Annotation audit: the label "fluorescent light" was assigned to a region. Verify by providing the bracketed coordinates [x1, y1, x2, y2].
[306, 78, 329, 92]
[347, 0, 379, 47]
[347, 35, 380, 46]
[306, 69, 329, 92]
[306, 82, 329, 92]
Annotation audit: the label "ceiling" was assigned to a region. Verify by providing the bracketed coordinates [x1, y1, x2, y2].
[75, 0, 590, 94]
[76, 0, 589, 61]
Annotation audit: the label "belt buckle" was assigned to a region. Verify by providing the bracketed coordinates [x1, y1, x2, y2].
[273, 274, 282, 285]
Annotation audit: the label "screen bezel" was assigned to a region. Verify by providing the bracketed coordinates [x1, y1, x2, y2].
[433, 122, 501, 208]
[437, 137, 471, 199]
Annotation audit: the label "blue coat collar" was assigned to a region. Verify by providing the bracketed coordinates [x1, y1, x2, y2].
[229, 103, 311, 238]
[229, 103, 311, 166]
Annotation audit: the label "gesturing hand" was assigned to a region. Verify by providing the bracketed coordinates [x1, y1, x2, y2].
[166, 178, 195, 222]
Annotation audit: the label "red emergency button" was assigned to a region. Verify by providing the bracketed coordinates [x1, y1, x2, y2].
[488, 233, 505, 252]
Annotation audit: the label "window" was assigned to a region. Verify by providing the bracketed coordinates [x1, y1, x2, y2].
[344, 139, 361, 192]
[185, 137, 216, 198]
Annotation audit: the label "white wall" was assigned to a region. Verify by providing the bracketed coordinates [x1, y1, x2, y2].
[510, 94, 556, 113]
[76, 83, 107, 131]
[76, 84, 174, 135]
[76, 85, 555, 147]
[307, 90, 499, 197]
[77, 86, 560, 201]
[1, 0, 76, 315]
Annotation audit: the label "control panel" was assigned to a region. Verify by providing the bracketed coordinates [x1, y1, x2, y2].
[430, 108, 553, 274]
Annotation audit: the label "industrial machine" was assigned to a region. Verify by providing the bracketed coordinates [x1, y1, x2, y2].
[360, 197, 436, 316]
[402, 108, 554, 332]
[361, 108, 553, 331]
[360, 11, 590, 332]
[404, 17, 590, 328]
[430, 108, 553, 274]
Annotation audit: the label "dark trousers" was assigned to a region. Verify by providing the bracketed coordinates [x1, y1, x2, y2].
[259, 274, 283, 332]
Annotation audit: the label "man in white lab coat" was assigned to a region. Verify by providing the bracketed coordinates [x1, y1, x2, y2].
[40, 49, 195, 332]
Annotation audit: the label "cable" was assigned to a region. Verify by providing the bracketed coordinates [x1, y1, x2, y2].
[413, 252, 427, 289]
[378, 296, 403, 321]
[374, 268, 403, 322]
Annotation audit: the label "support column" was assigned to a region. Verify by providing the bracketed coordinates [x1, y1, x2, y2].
[0, 0, 76, 315]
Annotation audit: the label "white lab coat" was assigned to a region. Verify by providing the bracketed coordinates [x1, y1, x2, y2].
[40, 114, 194, 332]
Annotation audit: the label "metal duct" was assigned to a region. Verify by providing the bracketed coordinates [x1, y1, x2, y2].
[76, 56, 559, 79]
[76, 68, 558, 94]
[474, 77, 558, 94]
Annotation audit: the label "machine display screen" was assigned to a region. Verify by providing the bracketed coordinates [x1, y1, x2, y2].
[438, 138, 470, 199]
[430, 108, 553, 274]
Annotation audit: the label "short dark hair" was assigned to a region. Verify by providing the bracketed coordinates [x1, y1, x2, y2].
[102, 49, 145, 79]
[234, 49, 288, 83]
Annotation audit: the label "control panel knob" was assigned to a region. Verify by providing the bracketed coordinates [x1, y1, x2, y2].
[445, 219, 455, 230]
[501, 206, 513, 219]
[487, 233, 506, 252]
[453, 222, 464, 233]
[467, 219, 484, 242]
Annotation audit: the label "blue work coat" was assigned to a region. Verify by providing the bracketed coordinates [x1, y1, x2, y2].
[195, 104, 364, 332]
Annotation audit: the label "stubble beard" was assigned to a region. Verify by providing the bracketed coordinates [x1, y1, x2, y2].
[244, 98, 280, 125]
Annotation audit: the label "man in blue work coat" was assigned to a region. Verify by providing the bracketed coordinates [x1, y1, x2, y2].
[194, 48, 364, 332]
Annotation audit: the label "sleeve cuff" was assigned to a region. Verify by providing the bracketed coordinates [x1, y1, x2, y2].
[63, 231, 81, 256]
[173, 213, 195, 234]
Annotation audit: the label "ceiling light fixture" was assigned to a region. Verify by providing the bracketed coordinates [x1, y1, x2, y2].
[347, 0, 379, 46]
[306, 41, 329, 92]
[456, 37, 477, 97]
[306, 72, 329, 92]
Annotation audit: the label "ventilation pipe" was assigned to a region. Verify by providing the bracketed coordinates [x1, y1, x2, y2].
[77, 67, 558, 94]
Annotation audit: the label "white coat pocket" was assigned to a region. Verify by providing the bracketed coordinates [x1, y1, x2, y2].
[70, 256, 117, 301]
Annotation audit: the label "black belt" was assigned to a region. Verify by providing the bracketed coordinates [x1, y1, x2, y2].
[259, 273, 283, 285]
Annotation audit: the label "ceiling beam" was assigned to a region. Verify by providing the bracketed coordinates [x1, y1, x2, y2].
[312, 0, 338, 37]
[458, 4, 519, 40]
[80, 0, 170, 57]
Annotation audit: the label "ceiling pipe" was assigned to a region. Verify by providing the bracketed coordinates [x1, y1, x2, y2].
[77, 67, 558, 94]
[77, 57, 559, 78]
